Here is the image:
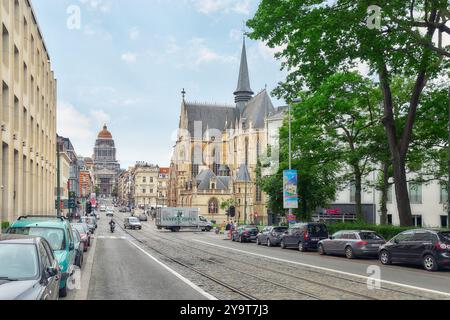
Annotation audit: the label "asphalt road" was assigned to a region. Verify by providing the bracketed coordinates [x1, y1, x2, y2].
[178, 230, 450, 297]
[67, 208, 209, 300]
[67, 206, 450, 300]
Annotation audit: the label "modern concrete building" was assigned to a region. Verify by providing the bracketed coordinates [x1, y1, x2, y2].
[0, 0, 57, 226]
[92, 125, 120, 197]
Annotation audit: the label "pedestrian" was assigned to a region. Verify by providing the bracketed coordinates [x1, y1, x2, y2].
[228, 221, 234, 240]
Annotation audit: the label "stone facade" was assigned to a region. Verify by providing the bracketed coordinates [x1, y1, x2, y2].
[168, 39, 279, 225]
[133, 162, 159, 209]
[0, 0, 57, 226]
[93, 125, 120, 197]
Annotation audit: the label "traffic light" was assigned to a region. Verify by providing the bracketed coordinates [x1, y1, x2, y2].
[229, 206, 236, 218]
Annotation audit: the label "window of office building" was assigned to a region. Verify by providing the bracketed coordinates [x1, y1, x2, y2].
[412, 215, 422, 227]
[409, 183, 422, 204]
[387, 185, 393, 203]
[2, 25, 9, 67]
[350, 182, 356, 203]
[387, 214, 393, 225]
[440, 184, 448, 204]
[441, 216, 448, 228]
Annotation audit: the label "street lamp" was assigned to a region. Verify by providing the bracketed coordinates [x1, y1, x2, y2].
[287, 98, 301, 218]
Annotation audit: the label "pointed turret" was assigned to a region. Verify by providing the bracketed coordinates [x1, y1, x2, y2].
[234, 38, 254, 114]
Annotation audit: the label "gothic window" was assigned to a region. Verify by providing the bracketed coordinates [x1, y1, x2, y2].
[208, 198, 218, 214]
[245, 137, 249, 165]
[256, 184, 262, 203]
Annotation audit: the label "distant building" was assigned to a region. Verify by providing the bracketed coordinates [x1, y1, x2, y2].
[157, 167, 169, 207]
[92, 125, 121, 197]
[133, 162, 159, 209]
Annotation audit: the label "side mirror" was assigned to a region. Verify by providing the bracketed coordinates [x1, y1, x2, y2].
[329, 236, 333, 240]
[284, 231, 289, 235]
[46, 267, 58, 278]
[393, 238, 399, 244]
[69, 243, 75, 251]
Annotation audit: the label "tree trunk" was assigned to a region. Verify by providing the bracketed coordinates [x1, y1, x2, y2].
[392, 154, 413, 226]
[379, 65, 413, 227]
[354, 166, 363, 222]
[379, 161, 390, 225]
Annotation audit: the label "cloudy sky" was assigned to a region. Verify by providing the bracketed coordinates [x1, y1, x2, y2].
[32, 0, 286, 168]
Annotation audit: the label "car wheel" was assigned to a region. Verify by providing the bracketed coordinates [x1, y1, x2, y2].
[345, 246, 355, 259]
[280, 240, 286, 249]
[318, 244, 326, 255]
[299, 242, 307, 252]
[379, 250, 392, 265]
[423, 255, 438, 272]
[267, 239, 272, 247]
[59, 284, 68, 298]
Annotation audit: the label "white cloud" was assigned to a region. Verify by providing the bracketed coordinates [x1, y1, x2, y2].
[57, 102, 95, 156]
[90, 109, 111, 127]
[79, 0, 111, 13]
[185, 38, 238, 67]
[121, 52, 137, 63]
[191, 0, 253, 15]
[257, 41, 286, 61]
[129, 27, 140, 40]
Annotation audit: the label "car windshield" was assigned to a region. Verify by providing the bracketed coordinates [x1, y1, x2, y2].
[359, 232, 384, 240]
[273, 227, 288, 232]
[0, 244, 39, 280]
[9, 227, 65, 251]
[438, 232, 450, 242]
[308, 224, 328, 234]
[129, 218, 140, 223]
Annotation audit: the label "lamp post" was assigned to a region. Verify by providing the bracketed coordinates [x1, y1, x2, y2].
[56, 140, 62, 218]
[447, 87, 450, 228]
[288, 98, 301, 218]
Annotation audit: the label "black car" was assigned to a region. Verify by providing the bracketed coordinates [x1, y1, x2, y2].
[232, 225, 260, 243]
[280, 223, 329, 252]
[379, 229, 450, 271]
[0, 235, 61, 300]
[256, 226, 288, 247]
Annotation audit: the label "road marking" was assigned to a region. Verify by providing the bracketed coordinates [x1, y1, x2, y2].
[96, 236, 127, 240]
[128, 239, 217, 300]
[193, 239, 450, 298]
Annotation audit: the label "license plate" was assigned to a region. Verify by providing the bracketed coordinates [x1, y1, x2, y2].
[311, 238, 320, 241]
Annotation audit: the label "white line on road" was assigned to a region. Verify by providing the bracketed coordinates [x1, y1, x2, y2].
[128, 240, 217, 300]
[193, 239, 450, 298]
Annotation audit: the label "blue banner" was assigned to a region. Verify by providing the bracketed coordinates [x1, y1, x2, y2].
[283, 170, 298, 209]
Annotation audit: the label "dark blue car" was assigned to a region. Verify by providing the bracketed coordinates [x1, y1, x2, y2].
[280, 223, 329, 252]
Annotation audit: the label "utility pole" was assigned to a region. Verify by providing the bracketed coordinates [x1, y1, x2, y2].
[447, 87, 450, 228]
[56, 140, 61, 218]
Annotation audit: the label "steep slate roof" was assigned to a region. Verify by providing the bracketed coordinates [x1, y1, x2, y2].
[242, 90, 275, 129]
[236, 164, 251, 182]
[184, 102, 237, 137]
[234, 39, 253, 95]
[197, 169, 229, 191]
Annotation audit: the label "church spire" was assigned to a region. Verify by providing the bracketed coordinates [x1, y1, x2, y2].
[234, 37, 254, 113]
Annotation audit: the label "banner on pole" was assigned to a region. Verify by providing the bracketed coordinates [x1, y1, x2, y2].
[283, 170, 298, 209]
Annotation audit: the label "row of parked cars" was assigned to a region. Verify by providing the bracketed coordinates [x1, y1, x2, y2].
[0, 214, 97, 300]
[231, 222, 450, 272]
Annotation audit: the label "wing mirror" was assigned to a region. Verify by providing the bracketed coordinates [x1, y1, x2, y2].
[46, 267, 59, 278]
[329, 236, 334, 240]
[69, 242, 75, 251]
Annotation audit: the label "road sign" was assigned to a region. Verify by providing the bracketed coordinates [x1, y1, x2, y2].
[283, 170, 298, 209]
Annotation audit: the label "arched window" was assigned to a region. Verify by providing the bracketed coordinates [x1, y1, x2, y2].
[208, 198, 219, 214]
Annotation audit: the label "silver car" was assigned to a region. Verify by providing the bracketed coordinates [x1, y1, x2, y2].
[318, 230, 386, 259]
[124, 217, 142, 230]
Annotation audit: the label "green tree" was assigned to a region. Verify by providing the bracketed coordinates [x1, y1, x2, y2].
[292, 72, 383, 220]
[248, 0, 450, 226]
